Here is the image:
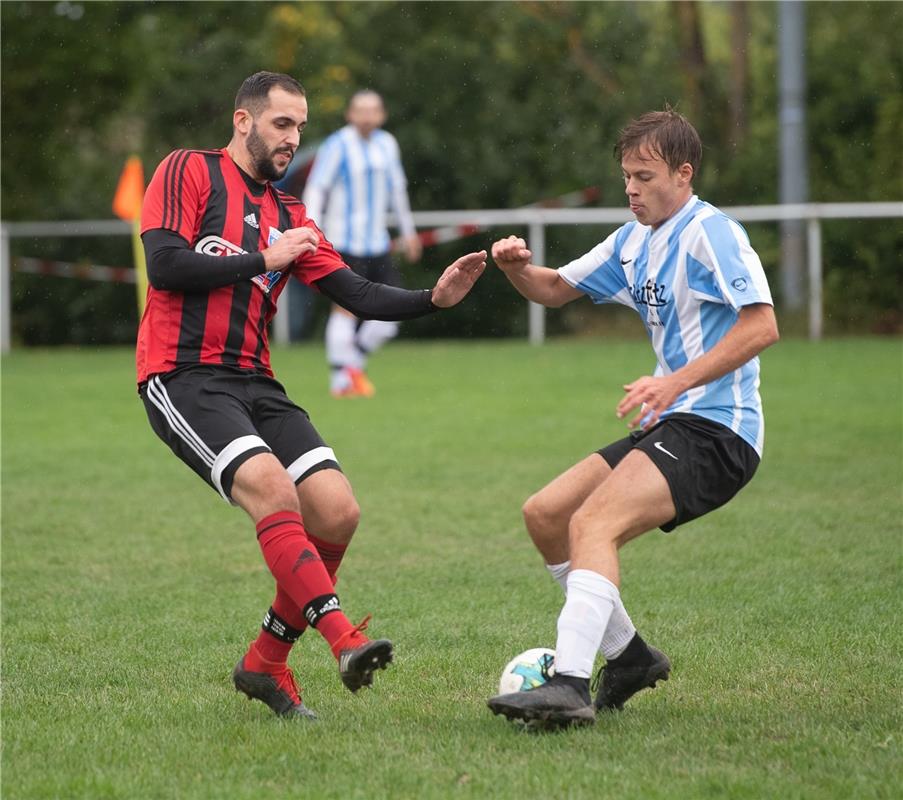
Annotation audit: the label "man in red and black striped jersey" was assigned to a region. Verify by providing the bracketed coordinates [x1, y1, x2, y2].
[137, 71, 486, 719]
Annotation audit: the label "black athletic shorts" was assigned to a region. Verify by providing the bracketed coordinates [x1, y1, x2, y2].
[140, 365, 340, 503]
[597, 412, 760, 532]
[340, 252, 403, 288]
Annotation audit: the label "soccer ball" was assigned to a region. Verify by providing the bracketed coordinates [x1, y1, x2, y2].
[498, 648, 556, 694]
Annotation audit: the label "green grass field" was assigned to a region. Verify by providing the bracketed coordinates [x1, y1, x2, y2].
[2, 338, 901, 799]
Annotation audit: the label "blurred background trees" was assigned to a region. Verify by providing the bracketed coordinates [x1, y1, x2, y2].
[2, 0, 900, 344]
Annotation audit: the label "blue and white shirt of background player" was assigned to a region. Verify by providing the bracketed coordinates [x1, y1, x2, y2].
[302, 125, 416, 257]
[558, 195, 774, 456]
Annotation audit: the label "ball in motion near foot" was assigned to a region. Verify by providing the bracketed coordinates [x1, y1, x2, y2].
[498, 648, 556, 694]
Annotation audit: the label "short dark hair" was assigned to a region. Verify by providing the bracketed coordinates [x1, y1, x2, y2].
[235, 71, 305, 115]
[614, 108, 702, 175]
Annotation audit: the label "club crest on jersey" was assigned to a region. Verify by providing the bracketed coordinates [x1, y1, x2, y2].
[250, 270, 284, 295]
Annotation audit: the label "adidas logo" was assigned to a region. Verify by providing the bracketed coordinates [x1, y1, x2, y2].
[303, 594, 342, 626]
[244, 212, 259, 229]
[292, 548, 321, 573]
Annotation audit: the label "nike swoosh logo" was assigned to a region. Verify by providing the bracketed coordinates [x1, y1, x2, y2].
[620, 258, 633, 265]
[653, 441, 678, 460]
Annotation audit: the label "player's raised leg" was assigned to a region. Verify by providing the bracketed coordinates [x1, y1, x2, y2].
[521, 451, 656, 693]
[230, 453, 392, 716]
[488, 450, 673, 728]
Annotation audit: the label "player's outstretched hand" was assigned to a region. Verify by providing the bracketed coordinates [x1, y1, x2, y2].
[262, 226, 320, 271]
[491, 236, 532, 273]
[430, 251, 487, 308]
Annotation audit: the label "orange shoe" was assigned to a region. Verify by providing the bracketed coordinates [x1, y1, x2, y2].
[232, 645, 317, 719]
[346, 367, 376, 397]
[331, 615, 393, 692]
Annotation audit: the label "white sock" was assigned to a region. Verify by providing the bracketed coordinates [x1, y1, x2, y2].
[546, 560, 636, 660]
[325, 312, 363, 383]
[355, 319, 399, 357]
[554, 569, 619, 678]
[600, 602, 637, 660]
[545, 561, 570, 594]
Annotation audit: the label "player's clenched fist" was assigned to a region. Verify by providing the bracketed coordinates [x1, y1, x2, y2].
[262, 226, 321, 270]
[491, 236, 532, 273]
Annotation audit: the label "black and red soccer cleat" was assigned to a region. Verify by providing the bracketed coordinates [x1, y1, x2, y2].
[232, 646, 317, 720]
[331, 615, 393, 693]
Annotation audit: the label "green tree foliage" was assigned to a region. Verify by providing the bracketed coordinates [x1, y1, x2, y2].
[1, 0, 900, 343]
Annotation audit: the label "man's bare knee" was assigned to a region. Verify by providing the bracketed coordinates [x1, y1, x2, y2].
[523, 492, 561, 540]
[316, 496, 360, 541]
[231, 453, 300, 521]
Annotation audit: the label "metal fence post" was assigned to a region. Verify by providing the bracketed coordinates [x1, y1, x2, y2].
[807, 216, 823, 341]
[1, 224, 10, 353]
[272, 287, 290, 345]
[527, 220, 546, 345]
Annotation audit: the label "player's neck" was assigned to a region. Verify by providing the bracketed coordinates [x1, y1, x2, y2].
[225, 141, 268, 185]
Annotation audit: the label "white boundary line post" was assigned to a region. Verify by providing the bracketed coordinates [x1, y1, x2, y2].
[807, 216, 823, 341]
[528, 221, 546, 345]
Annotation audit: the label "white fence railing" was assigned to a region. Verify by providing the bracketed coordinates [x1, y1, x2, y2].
[2, 202, 902, 352]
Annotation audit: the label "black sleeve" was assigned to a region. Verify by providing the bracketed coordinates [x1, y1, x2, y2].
[142, 228, 267, 291]
[314, 268, 439, 321]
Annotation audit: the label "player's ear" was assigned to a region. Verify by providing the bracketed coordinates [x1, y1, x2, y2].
[677, 162, 693, 186]
[233, 108, 253, 135]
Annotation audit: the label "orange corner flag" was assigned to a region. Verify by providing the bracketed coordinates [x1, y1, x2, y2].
[113, 156, 149, 315]
[113, 156, 145, 221]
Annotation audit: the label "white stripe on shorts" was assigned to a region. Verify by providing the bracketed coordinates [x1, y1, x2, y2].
[286, 446, 338, 483]
[211, 435, 270, 502]
[146, 376, 215, 467]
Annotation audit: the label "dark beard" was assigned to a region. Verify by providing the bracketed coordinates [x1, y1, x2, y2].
[247, 124, 290, 182]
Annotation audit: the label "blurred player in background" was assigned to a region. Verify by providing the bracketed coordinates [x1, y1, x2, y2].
[136, 71, 485, 719]
[487, 109, 779, 729]
[303, 90, 422, 397]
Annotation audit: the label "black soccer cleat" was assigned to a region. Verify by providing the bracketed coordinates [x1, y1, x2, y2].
[487, 674, 596, 730]
[331, 615, 393, 693]
[232, 656, 318, 720]
[593, 644, 671, 711]
[338, 639, 394, 693]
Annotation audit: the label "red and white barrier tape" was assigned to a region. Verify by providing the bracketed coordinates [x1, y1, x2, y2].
[391, 186, 601, 252]
[13, 257, 136, 283]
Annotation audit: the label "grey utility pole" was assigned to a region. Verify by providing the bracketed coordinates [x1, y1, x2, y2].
[778, 0, 808, 310]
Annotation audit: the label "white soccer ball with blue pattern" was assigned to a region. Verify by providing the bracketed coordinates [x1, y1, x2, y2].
[498, 648, 556, 694]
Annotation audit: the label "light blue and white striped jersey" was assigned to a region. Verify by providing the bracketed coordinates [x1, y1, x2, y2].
[302, 125, 416, 257]
[558, 195, 774, 455]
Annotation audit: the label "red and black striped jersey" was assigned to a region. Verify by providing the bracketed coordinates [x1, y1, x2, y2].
[136, 148, 345, 384]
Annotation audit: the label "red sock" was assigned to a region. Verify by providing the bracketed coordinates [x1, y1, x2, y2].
[308, 534, 348, 584]
[251, 539, 349, 663]
[255, 511, 355, 653]
[250, 586, 307, 663]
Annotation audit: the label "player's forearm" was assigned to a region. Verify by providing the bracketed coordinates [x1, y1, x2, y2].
[673, 304, 779, 391]
[502, 264, 579, 308]
[315, 268, 437, 321]
[143, 229, 266, 291]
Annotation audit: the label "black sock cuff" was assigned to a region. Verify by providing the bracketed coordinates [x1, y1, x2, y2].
[302, 593, 342, 628]
[261, 607, 305, 643]
[609, 632, 647, 666]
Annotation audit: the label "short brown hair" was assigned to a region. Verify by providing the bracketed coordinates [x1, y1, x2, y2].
[614, 108, 702, 175]
[235, 71, 305, 115]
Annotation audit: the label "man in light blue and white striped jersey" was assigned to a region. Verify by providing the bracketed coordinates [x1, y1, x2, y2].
[303, 90, 422, 397]
[487, 108, 780, 730]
